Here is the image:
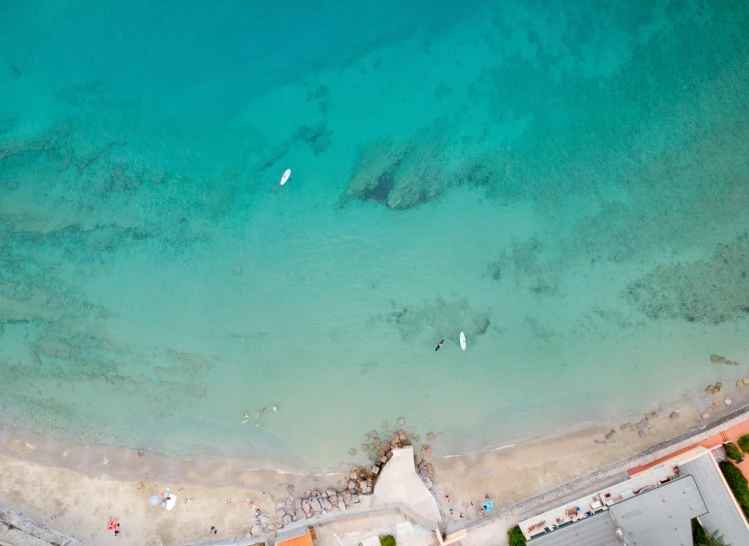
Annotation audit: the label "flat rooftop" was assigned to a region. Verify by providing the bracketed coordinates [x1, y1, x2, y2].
[681, 453, 749, 546]
[608, 475, 706, 545]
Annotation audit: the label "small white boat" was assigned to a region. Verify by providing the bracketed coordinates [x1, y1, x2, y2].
[280, 168, 291, 185]
[460, 332, 466, 350]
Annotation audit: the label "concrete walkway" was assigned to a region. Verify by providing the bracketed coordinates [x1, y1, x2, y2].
[0, 505, 83, 546]
[371, 447, 441, 526]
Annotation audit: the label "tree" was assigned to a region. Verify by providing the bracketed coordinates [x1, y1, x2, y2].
[737, 434, 749, 453]
[692, 518, 708, 544]
[698, 529, 730, 546]
[379, 535, 396, 546]
[507, 525, 526, 546]
[718, 460, 749, 516]
[724, 442, 743, 461]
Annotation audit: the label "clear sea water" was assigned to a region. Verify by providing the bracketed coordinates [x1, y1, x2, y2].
[1, 0, 748, 470]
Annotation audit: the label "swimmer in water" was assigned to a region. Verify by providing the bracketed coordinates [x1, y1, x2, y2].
[273, 406, 278, 411]
[254, 424, 259, 429]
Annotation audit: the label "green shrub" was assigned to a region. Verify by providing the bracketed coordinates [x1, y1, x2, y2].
[738, 434, 749, 453]
[380, 535, 396, 546]
[719, 460, 749, 516]
[691, 517, 708, 544]
[725, 442, 743, 461]
[508, 525, 527, 546]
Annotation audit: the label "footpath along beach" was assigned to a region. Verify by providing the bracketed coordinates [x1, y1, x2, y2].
[4, 362, 749, 545]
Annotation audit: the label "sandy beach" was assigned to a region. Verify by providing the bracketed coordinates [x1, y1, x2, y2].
[3, 378, 748, 545]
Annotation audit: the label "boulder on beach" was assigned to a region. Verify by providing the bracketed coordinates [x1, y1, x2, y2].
[427, 433, 435, 441]
[349, 448, 357, 456]
[711, 354, 725, 363]
[725, 398, 733, 406]
[605, 429, 616, 440]
[638, 429, 647, 438]
[421, 444, 431, 456]
[737, 380, 745, 388]
[670, 411, 679, 419]
[436, 432, 443, 439]
[621, 423, 633, 432]
[398, 417, 405, 426]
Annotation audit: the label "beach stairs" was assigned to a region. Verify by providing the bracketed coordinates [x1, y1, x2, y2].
[434, 528, 467, 545]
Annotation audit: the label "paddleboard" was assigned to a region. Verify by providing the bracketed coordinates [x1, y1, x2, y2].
[280, 168, 291, 185]
[460, 332, 466, 350]
[434, 338, 445, 352]
[165, 495, 178, 511]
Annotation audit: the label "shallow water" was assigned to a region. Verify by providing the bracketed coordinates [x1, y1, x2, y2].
[1, 0, 748, 469]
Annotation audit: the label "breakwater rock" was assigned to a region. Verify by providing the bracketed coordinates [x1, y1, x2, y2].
[253, 431, 437, 538]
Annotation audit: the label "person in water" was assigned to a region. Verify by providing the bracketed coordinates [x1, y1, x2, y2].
[435, 339, 444, 351]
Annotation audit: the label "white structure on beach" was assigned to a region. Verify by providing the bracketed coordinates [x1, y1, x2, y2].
[371, 446, 442, 525]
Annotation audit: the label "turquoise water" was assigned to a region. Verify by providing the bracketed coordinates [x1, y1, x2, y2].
[1, 0, 748, 469]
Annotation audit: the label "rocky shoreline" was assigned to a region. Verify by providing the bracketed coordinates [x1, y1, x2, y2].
[251, 425, 438, 538]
